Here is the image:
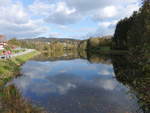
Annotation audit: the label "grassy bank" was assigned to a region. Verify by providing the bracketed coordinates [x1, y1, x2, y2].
[0, 50, 40, 86]
[0, 84, 46, 113]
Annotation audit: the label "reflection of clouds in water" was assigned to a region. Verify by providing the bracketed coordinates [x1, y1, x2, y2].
[95, 64, 115, 77]
[84, 65, 97, 70]
[98, 69, 115, 77]
[98, 70, 111, 75]
[13, 73, 119, 96]
[11, 59, 119, 96]
[44, 74, 81, 95]
[31, 82, 77, 95]
[9, 59, 140, 113]
[13, 74, 80, 95]
[13, 76, 29, 89]
[59, 70, 67, 73]
[93, 79, 118, 90]
[21, 61, 60, 77]
[103, 80, 117, 90]
[28, 81, 69, 95]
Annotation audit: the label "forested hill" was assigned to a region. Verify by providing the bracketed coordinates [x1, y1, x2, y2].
[8, 36, 112, 51]
[112, 0, 150, 52]
[20, 36, 112, 44]
[20, 37, 81, 43]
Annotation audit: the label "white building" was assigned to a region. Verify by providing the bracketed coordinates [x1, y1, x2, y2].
[0, 35, 6, 50]
[0, 44, 4, 50]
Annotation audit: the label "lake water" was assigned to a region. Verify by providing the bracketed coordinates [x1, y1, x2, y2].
[5, 52, 149, 113]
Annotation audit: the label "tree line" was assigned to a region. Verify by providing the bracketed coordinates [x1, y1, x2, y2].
[8, 36, 112, 52]
[112, 0, 150, 54]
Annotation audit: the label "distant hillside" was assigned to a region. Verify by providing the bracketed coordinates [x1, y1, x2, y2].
[20, 37, 81, 44]
[20, 36, 112, 43]
[16, 36, 112, 51]
[18, 37, 81, 51]
[100, 35, 112, 39]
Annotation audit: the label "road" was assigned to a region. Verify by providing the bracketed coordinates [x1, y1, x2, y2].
[11, 49, 35, 57]
[0, 49, 35, 59]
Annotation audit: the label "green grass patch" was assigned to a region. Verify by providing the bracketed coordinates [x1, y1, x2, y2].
[11, 49, 26, 54]
[0, 50, 40, 86]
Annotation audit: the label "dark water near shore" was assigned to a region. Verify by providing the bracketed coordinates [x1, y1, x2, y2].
[1, 51, 150, 113]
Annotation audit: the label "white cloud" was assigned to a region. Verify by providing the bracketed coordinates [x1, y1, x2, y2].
[0, 2, 28, 24]
[49, 32, 62, 37]
[0, 0, 11, 6]
[120, 3, 140, 18]
[44, 1, 82, 25]
[99, 22, 113, 28]
[86, 20, 118, 37]
[55, 2, 76, 15]
[29, 0, 53, 16]
[102, 6, 118, 18]
[94, 6, 118, 21]
[30, 1, 81, 25]
[0, 0, 141, 38]
[0, 0, 49, 39]
[46, 0, 140, 34]
[93, 2, 140, 21]
[98, 20, 118, 28]
[65, 0, 140, 12]
[91, 2, 140, 36]
[30, 0, 139, 25]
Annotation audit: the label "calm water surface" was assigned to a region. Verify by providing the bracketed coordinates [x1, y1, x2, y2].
[7, 53, 144, 113]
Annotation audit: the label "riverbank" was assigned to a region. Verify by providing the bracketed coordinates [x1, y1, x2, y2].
[0, 50, 40, 86]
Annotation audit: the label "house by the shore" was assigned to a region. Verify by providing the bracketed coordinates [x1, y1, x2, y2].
[0, 35, 7, 50]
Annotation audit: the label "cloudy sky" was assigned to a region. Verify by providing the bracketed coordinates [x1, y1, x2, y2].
[0, 0, 141, 39]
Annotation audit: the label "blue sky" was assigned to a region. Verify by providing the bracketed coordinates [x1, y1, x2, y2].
[0, 0, 141, 39]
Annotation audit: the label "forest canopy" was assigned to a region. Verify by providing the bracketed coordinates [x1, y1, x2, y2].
[112, 0, 150, 53]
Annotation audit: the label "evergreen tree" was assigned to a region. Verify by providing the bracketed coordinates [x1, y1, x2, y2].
[112, 0, 150, 54]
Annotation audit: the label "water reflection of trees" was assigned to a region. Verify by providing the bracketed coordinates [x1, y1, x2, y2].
[112, 54, 150, 113]
[33, 50, 111, 64]
[33, 50, 80, 61]
[87, 51, 111, 64]
[0, 85, 46, 113]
